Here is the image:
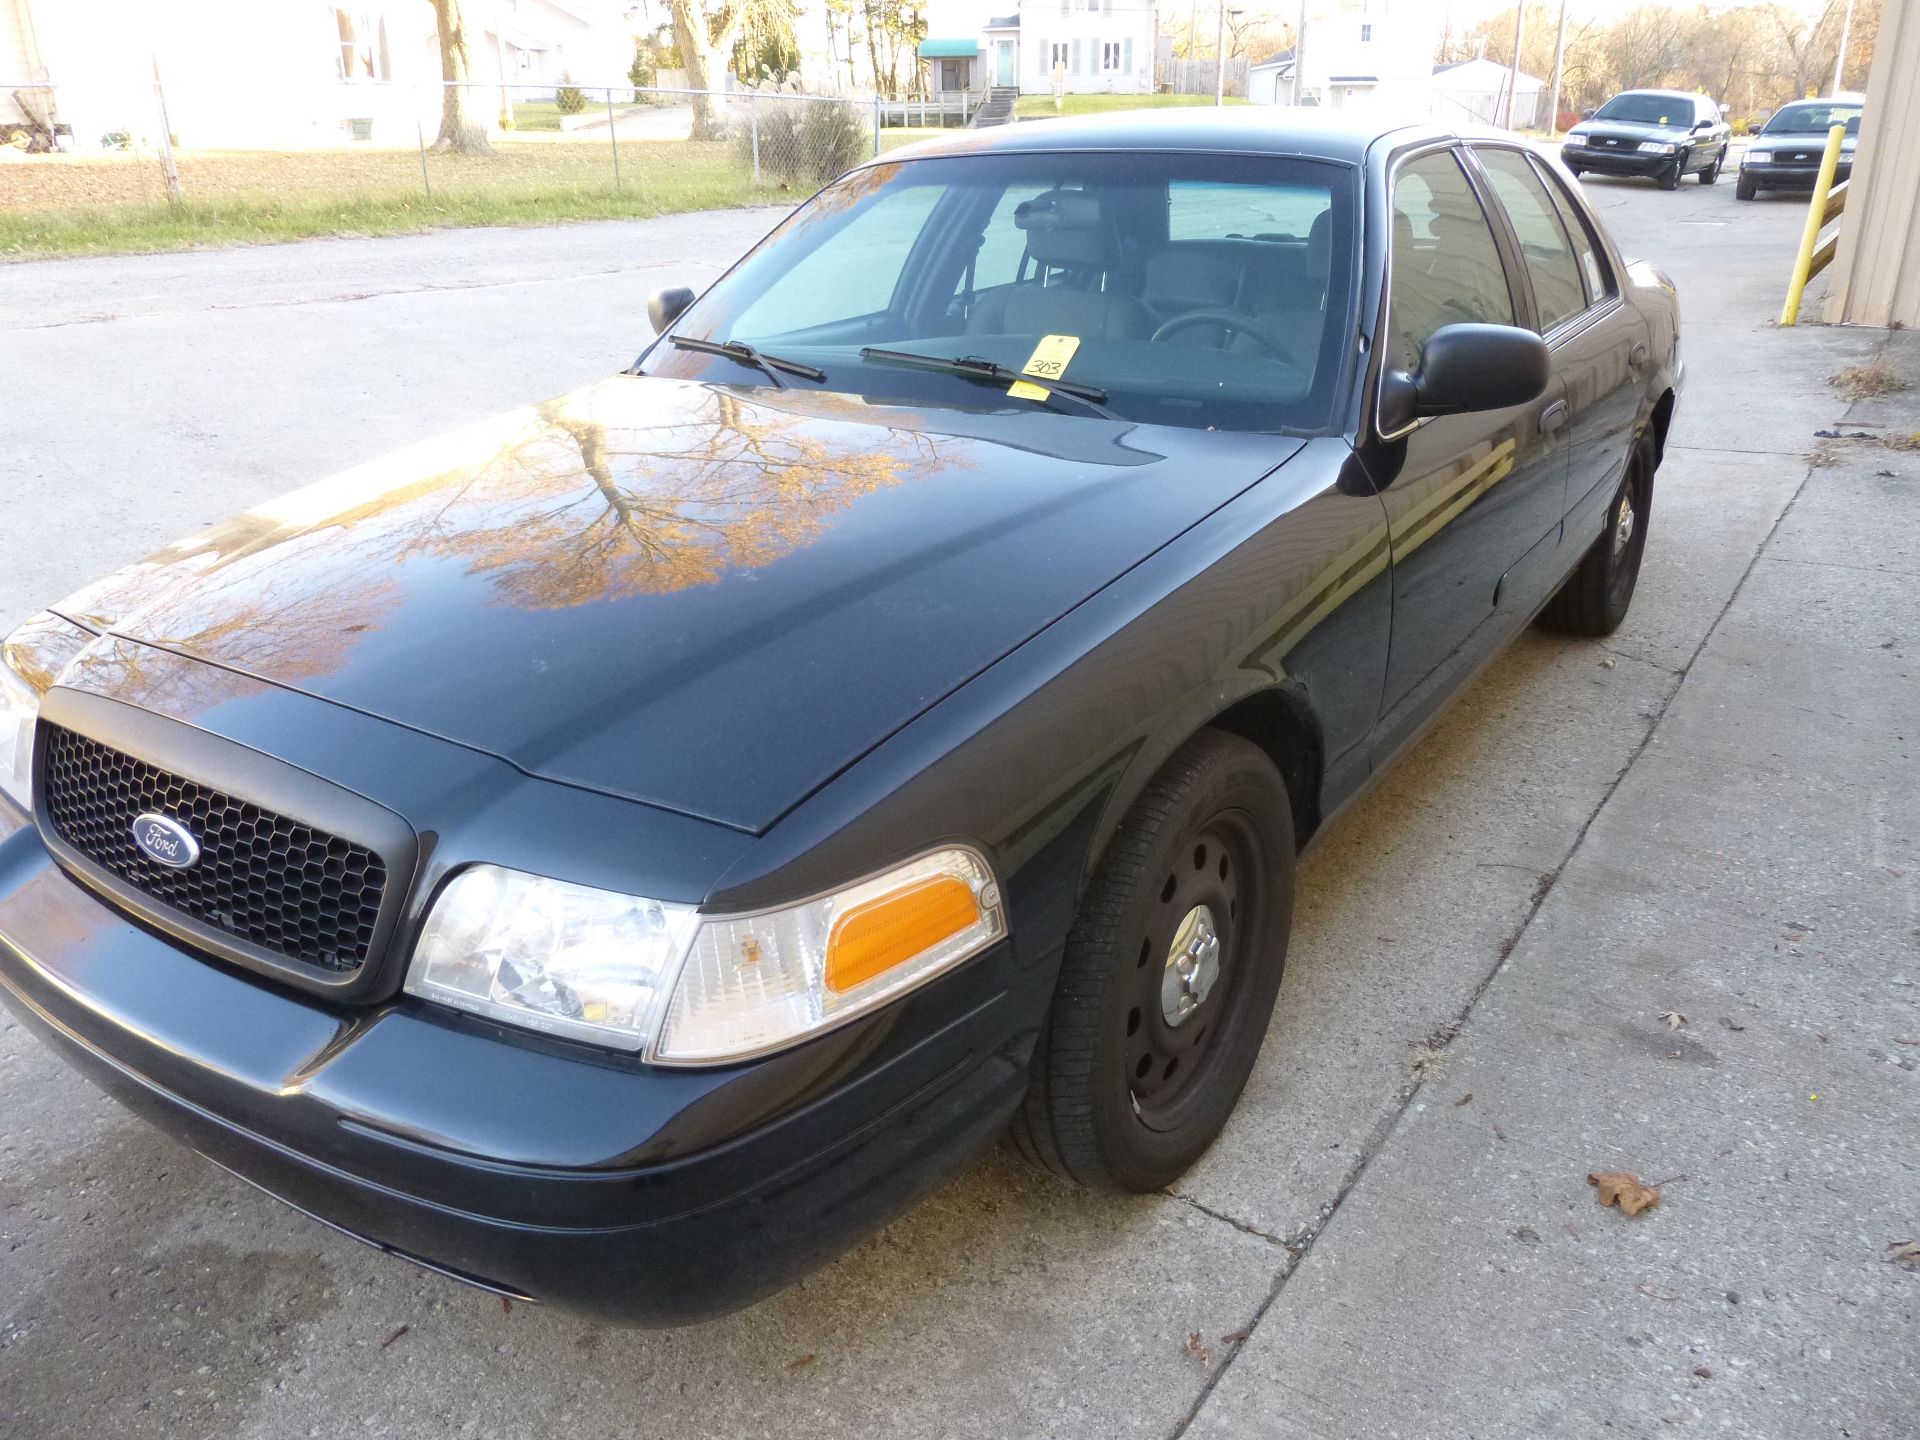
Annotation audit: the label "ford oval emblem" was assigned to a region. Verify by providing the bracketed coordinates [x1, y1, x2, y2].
[130, 812, 202, 870]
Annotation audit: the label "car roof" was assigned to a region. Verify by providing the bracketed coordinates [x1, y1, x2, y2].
[1610, 88, 1710, 103]
[876, 106, 1461, 166]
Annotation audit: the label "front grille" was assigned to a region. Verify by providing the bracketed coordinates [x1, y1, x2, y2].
[40, 725, 387, 975]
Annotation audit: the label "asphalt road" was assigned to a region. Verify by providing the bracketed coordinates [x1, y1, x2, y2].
[1, 165, 1913, 1440]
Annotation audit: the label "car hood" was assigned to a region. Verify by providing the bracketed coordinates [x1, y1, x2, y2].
[56, 375, 1299, 833]
[1749, 134, 1855, 155]
[1572, 118, 1690, 144]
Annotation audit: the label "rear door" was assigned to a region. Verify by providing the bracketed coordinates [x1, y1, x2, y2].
[1472, 144, 1645, 555]
[1363, 144, 1570, 759]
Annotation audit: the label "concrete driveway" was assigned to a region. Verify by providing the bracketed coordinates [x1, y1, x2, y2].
[1, 170, 1914, 1439]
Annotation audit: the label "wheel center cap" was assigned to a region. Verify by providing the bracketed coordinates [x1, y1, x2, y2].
[1161, 904, 1221, 1027]
[1614, 498, 1636, 554]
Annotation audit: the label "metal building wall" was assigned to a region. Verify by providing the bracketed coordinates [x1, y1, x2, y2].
[1822, 0, 1920, 326]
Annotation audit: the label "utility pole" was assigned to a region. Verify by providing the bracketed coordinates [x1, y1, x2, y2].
[1831, 0, 1855, 93]
[1546, 0, 1568, 135]
[1503, 0, 1526, 129]
[1291, 0, 1307, 104]
[1215, 0, 1228, 105]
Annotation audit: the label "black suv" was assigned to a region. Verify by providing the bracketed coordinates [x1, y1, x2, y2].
[1562, 89, 1731, 190]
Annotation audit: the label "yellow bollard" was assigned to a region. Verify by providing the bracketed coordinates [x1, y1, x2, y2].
[1780, 123, 1848, 327]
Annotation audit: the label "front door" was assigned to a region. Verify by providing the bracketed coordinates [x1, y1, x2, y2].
[1364, 146, 1571, 760]
[996, 40, 1016, 86]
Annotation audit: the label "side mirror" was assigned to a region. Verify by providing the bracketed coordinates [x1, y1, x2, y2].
[647, 286, 697, 336]
[1693, 119, 1714, 132]
[1381, 324, 1549, 431]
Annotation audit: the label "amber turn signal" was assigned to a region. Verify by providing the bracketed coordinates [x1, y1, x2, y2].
[826, 874, 982, 993]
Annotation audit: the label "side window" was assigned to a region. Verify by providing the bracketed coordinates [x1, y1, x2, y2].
[1388, 150, 1515, 372]
[1533, 157, 1614, 304]
[733, 183, 943, 336]
[1474, 147, 1587, 331]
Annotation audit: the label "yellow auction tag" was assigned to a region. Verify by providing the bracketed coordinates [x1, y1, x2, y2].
[1008, 334, 1081, 401]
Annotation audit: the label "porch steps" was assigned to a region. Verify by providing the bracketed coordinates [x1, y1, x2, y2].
[969, 87, 1019, 128]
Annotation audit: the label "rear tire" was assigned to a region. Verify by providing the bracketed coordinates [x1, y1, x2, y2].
[1011, 730, 1294, 1193]
[1699, 150, 1722, 184]
[1537, 435, 1655, 637]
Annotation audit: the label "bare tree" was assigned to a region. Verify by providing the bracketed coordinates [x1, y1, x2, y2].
[671, 0, 747, 140]
[428, 0, 490, 153]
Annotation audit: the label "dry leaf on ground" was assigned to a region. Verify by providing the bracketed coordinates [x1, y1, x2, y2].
[1638, 1283, 1677, 1301]
[1886, 1241, 1920, 1272]
[1186, 1331, 1212, 1365]
[1589, 1170, 1662, 1216]
[1660, 1011, 1688, 1030]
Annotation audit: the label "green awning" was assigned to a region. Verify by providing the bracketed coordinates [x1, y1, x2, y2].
[919, 38, 981, 58]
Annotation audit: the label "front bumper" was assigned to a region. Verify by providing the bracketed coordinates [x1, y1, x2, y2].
[1740, 158, 1853, 189]
[1561, 144, 1676, 177]
[0, 811, 1036, 1324]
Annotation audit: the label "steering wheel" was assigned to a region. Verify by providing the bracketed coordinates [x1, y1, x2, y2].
[1150, 308, 1289, 359]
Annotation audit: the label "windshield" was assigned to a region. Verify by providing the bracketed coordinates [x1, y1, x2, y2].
[1593, 94, 1696, 127]
[1763, 103, 1862, 135]
[640, 151, 1358, 433]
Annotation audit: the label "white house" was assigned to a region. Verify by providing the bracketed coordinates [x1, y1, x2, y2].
[1245, 0, 1435, 115]
[1429, 57, 1547, 131]
[916, 0, 1157, 98]
[0, 0, 635, 152]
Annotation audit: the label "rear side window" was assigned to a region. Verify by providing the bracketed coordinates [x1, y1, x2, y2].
[1388, 150, 1515, 371]
[1474, 147, 1586, 331]
[1533, 158, 1613, 304]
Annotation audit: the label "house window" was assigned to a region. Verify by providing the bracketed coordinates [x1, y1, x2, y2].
[1102, 41, 1120, 71]
[1071, 38, 1083, 74]
[1050, 40, 1070, 72]
[1123, 37, 1132, 72]
[1359, 22, 1372, 41]
[1086, 0, 1098, 11]
[334, 8, 391, 81]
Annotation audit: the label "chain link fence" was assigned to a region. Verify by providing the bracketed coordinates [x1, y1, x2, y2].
[1, 80, 900, 254]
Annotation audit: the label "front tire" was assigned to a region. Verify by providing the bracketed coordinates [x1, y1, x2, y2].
[1538, 434, 1654, 637]
[1012, 730, 1294, 1192]
[1656, 160, 1682, 190]
[1736, 173, 1758, 200]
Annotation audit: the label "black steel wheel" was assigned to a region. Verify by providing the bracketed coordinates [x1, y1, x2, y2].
[1537, 432, 1655, 637]
[1011, 729, 1294, 1192]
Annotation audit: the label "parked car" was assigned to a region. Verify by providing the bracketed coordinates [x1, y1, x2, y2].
[1737, 96, 1865, 200]
[1562, 89, 1731, 189]
[0, 110, 1681, 1325]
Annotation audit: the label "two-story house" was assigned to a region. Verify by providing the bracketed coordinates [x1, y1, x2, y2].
[1247, 0, 1435, 114]
[918, 0, 1157, 99]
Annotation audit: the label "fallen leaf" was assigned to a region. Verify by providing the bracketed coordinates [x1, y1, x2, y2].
[1718, 1016, 1746, 1032]
[1220, 1329, 1251, 1344]
[379, 1325, 410, 1351]
[1454, 1092, 1473, 1107]
[1693, 1365, 1713, 1379]
[499, 1296, 512, 1315]
[1637, 1283, 1677, 1301]
[1601, 658, 1617, 669]
[788, 1353, 816, 1371]
[1661, 1011, 1688, 1030]
[1886, 1241, 1920, 1272]
[1589, 1170, 1662, 1216]
[1510, 1226, 1542, 1245]
[1186, 1331, 1212, 1365]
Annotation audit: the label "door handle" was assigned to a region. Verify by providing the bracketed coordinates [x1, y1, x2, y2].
[1539, 399, 1570, 434]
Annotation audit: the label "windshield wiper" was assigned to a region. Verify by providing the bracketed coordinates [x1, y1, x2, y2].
[858, 347, 1116, 418]
[668, 333, 826, 388]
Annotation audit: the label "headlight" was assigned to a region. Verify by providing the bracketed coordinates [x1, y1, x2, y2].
[1638, 141, 1678, 155]
[0, 662, 35, 812]
[1564, 130, 1589, 143]
[1745, 150, 1771, 164]
[405, 846, 1006, 1064]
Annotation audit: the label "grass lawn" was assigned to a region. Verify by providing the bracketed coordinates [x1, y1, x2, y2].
[1015, 93, 1252, 118]
[0, 140, 784, 259]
